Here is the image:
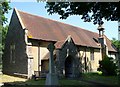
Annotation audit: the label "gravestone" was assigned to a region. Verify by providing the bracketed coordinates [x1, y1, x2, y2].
[45, 43, 59, 85]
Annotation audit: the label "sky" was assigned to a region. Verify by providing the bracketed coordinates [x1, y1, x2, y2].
[5, 1, 118, 40]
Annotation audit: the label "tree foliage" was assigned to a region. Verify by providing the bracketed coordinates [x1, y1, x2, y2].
[0, 0, 10, 66]
[0, 0, 10, 50]
[0, 25, 8, 67]
[111, 38, 120, 49]
[0, 0, 11, 25]
[112, 38, 120, 74]
[1, 25, 8, 46]
[97, 56, 118, 76]
[45, 2, 119, 25]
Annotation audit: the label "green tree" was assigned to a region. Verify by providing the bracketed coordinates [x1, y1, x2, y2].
[0, 0, 11, 47]
[111, 38, 120, 75]
[111, 38, 120, 49]
[0, 0, 11, 25]
[0, 0, 11, 69]
[1, 25, 8, 48]
[97, 56, 118, 76]
[45, 2, 119, 25]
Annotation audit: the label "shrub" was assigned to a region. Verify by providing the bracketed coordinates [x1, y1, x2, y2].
[97, 56, 118, 76]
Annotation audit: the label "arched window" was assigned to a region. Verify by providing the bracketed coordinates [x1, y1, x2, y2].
[90, 48, 94, 61]
[10, 43, 15, 63]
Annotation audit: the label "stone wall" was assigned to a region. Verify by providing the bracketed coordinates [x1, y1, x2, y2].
[32, 46, 39, 72]
[79, 46, 101, 72]
[2, 9, 28, 76]
[28, 40, 50, 76]
[40, 42, 50, 60]
[56, 38, 81, 78]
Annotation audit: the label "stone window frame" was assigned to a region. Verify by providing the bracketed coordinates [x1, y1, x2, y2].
[10, 43, 15, 63]
[90, 48, 94, 61]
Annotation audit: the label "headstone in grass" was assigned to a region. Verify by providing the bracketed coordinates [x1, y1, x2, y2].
[45, 43, 59, 85]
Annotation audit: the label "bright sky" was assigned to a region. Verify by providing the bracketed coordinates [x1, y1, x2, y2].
[5, 1, 118, 40]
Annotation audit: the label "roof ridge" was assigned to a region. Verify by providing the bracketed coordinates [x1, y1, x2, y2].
[17, 9, 98, 35]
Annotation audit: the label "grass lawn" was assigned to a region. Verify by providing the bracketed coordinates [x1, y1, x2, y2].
[7, 78, 93, 87]
[82, 73, 119, 85]
[22, 74, 119, 86]
[23, 78, 93, 86]
[1, 73, 119, 86]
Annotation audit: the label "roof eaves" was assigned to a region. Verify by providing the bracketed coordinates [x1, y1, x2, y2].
[28, 37, 57, 42]
[108, 50, 118, 53]
[104, 35, 117, 52]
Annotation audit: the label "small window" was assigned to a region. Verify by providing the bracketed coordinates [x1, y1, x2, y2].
[10, 43, 15, 63]
[90, 49, 94, 61]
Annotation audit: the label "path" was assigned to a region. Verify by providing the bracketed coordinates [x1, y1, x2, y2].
[0, 74, 26, 85]
[0, 72, 3, 86]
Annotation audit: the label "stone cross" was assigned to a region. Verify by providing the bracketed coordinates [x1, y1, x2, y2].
[45, 43, 59, 85]
[47, 43, 55, 74]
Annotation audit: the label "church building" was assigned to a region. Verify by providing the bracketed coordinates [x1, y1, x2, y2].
[2, 8, 118, 79]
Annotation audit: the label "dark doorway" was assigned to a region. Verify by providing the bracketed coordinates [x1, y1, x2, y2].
[65, 56, 74, 78]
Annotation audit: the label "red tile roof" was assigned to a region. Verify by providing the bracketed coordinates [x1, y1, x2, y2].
[105, 36, 117, 52]
[55, 40, 65, 49]
[16, 9, 117, 52]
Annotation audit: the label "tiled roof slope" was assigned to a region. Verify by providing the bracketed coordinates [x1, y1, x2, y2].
[15, 9, 117, 52]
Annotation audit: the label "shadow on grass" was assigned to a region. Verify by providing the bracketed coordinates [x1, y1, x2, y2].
[2, 78, 45, 87]
[1, 73, 120, 87]
[1, 78, 98, 87]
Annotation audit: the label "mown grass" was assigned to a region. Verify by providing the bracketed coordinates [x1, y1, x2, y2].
[1, 73, 119, 86]
[10, 78, 92, 87]
[59, 78, 93, 86]
[21, 72, 119, 86]
[82, 72, 119, 85]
